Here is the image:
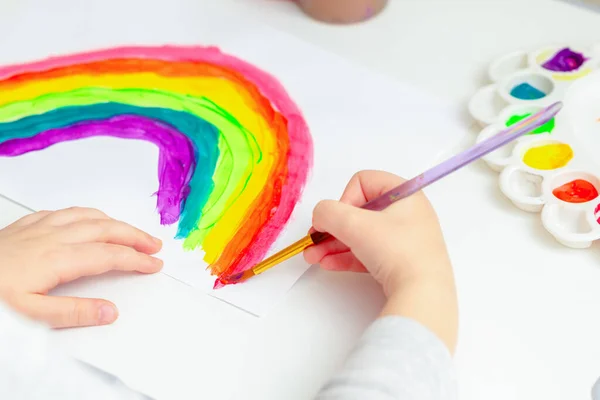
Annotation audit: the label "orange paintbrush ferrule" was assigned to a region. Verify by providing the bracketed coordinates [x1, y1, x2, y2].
[215, 231, 331, 287]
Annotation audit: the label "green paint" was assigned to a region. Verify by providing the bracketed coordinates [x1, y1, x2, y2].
[506, 113, 555, 134]
[0, 87, 261, 249]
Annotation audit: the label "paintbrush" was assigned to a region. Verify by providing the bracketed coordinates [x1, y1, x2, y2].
[216, 101, 563, 287]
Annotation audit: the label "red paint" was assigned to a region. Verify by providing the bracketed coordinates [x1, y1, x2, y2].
[212, 271, 250, 289]
[213, 275, 237, 289]
[552, 179, 598, 203]
[213, 278, 226, 290]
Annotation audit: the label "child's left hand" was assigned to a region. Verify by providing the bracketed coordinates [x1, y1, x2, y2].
[0, 207, 163, 328]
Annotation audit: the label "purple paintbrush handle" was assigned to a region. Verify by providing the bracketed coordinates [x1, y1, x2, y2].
[362, 102, 563, 211]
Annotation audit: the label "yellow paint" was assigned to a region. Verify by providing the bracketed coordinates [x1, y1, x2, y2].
[0, 73, 277, 255]
[535, 50, 553, 65]
[523, 143, 573, 170]
[552, 68, 592, 81]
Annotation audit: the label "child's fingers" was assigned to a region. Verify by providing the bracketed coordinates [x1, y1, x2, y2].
[304, 239, 349, 265]
[41, 207, 111, 226]
[13, 294, 118, 328]
[57, 243, 163, 283]
[308, 170, 405, 238]
[312, 200, 379, 248]
[339, 170, 405, 206]
[319, 251, 368, 273]
[338, 172, 369, 206]
[7, 210, 53, 229]
[61, 219, 162, 254]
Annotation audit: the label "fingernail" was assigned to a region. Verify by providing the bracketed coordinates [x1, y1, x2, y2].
[98, 304, 118, 324]
[146, 256, 163, 270]
[153, 257, 164, 267]
[152, 236, 162, 249]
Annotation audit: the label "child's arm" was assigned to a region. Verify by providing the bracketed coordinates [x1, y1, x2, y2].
[315, 317, 456, 399]
[305, 170, 458, 399]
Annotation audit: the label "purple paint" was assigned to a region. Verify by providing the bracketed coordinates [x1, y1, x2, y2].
[542, 48, 587, 72]
[0, 115, 196, 224]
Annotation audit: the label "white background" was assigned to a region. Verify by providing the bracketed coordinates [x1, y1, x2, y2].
[1, 0, 600, 399]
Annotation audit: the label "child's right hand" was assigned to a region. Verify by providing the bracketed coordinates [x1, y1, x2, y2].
[305, 170, 451, 296]
[305, 170, 458, 353]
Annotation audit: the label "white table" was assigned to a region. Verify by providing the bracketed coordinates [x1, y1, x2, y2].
[1, 1, 600, 399]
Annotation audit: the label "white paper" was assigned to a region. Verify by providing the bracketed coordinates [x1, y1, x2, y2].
[47, 271, 256, 400]
[0, 0, 465, 316]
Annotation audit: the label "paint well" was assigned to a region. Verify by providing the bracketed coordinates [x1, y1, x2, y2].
[552, 179, 599, 203]
[0, 46, 314, 285]
[522, 143, 573, 170]
[542, 48, 587, 72]
[511, 170, 543, 198]
[506, 113, 554, 134]
[510, 83, 546, 100]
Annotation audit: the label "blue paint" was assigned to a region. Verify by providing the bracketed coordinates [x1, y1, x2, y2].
[510, 83, 546, 100]
[0, 102, 220, 238]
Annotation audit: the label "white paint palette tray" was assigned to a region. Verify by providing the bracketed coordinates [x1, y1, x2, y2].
[469, 44, 600, 248]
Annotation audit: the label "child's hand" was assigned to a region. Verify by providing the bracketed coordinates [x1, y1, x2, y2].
[305, 170, 450, 296]
[305, 170, 458, 353]
[0, 207, 163, 328]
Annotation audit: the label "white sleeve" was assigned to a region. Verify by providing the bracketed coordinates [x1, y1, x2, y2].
[315, 316, 457, 400]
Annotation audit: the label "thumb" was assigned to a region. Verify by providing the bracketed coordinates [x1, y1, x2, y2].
[312, 200, 376, 247]
[16, 294, 119, 329]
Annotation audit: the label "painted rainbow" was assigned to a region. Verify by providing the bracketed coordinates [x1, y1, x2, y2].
[0, 45, 313, 287]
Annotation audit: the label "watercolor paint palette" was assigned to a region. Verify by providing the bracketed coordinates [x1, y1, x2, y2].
[469, 44, 600, 248]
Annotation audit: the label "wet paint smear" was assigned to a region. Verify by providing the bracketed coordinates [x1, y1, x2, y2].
[522, 143, 573, 170]
[506, 113, 554, 134]
[542, 48, 587, 72]
[553, 179, 598, 203]
[510, 83, 546, 100]
[0, 46, 314, 287]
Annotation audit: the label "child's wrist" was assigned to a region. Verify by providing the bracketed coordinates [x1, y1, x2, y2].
[384, 273, 453, 301]
[382, 255, 454, 298]
[380, 271, 458, 354]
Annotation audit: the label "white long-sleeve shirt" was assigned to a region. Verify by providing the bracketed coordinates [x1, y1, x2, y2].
[0, 301, 457, 399]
